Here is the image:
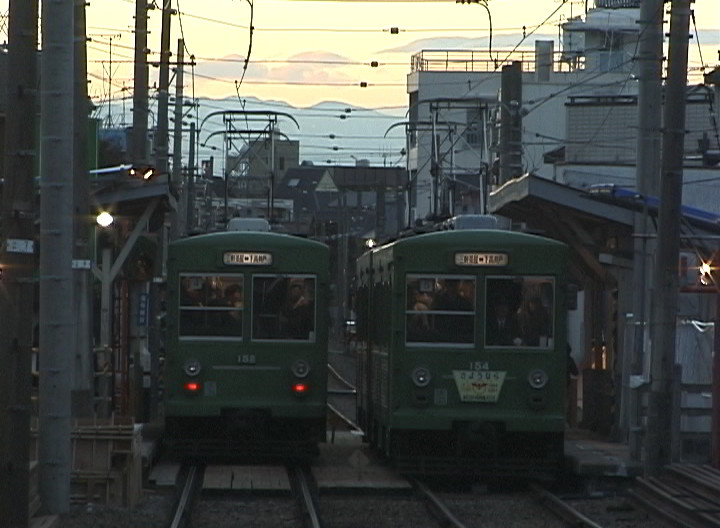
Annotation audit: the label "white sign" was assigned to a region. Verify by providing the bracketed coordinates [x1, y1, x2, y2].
[452, 370, 507, 402]
[223, 252, 273, 266]
[6, 239, 35, 254]
[454, 252, 508, 267]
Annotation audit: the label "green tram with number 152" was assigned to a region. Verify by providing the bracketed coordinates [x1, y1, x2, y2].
[355, 227, 569, 478]
[164, 230, 329, 459]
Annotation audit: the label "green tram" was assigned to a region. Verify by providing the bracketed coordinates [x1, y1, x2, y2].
[164, 230, 329, 458]
[355, 228, 569, 478]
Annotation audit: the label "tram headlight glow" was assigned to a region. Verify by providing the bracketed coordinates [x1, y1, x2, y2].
[183, 359, 202, 377]
[527, 369, 549, 389]
[411, 367, 432, 388]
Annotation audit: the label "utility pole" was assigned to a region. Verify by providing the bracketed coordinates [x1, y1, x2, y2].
[498, 61, 522, 185]
[186, 122, 196, 232]
[644, 0, 692, 476]
[39, 0, 75, 513]
[171, 38, 185, 239]
[146, 0, 172, 422]
[0, 0, 38, 525]
[132, 0, 150, 164]
[626, 0, 664, 457]
[72, 0, 93, 418]
[155, 0, 172, 177]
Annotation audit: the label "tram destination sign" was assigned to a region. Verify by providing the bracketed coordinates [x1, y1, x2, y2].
[223, 252, 273, 266]
[455, 252, 508, 267]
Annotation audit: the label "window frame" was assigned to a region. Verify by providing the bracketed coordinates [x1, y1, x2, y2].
[177, 272, 245, 341]
[251, 273, 318, 343]
[405, 273, 477, 347]
[484, 275, 556, 349]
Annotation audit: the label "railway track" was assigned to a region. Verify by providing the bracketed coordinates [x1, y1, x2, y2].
[414, 480, 472, 528]
[531, 483, 605, 527]
[629, 463, 720, 527]
[167, 464, 205, 528]
[165, 463, 324, 528]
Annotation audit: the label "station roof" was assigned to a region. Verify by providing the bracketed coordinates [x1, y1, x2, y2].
[487, 173, 720, 280]
[92, 174, 176, 216]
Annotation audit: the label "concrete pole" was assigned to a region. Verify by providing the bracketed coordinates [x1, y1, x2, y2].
[499, 61, 522, 185]
[269, 123, 275, 221]
[713, 290, 720, 468]
[97, 247, 113, 418]
[626, 0, 664, 457]
[171, 38, 185, 239]
[186, 122, 196, 231]
[72, 0, 94, 418]
[0, 0, 38, 525]
[430, 109, 439, 217]
[155, 0, 172, 177]
[644, 0, 691, 476]
[39, 0, 75, 513]
[132, 0, 150, 164]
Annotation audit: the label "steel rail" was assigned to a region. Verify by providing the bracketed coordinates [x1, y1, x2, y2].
[168, 464, 203, 528]
[530, 483, 606, 528]
[414, 479, 469, 528]
[290, 466, 323, 528]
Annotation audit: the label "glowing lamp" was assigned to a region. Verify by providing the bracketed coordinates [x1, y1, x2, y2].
[184, 381, 201, 393]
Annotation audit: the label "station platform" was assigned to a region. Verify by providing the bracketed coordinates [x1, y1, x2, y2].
[313, 431, 412, 492]
[147, 428, 641, 491]
[564, 427, 643, 480]
[316, 428, 642, 487]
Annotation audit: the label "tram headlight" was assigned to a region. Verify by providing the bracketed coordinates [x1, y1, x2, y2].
[527, 369, 549, 389]
[183, 359, 202, 377]
[411, 367, 432, 388]
[292, 359, 311, 378]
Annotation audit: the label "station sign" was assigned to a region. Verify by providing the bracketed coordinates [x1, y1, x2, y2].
[223, 252, 273, 266]
[454, 252, 508, 267]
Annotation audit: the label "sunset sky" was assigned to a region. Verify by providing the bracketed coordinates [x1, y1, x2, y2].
[75, 0, 720, 111]
[0, 0, 718, 165]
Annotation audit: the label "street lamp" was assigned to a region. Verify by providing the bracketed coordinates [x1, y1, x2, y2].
[96, 211, 114, 228]
[457, 0, 494, 68]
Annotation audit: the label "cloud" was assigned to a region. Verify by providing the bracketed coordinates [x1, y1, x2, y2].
[695, 29, 720, 46]
[194, 51, 358, 84]
[380, 33, 559, 54]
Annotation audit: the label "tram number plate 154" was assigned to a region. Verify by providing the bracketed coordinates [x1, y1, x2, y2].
[452, 370, 507, 402]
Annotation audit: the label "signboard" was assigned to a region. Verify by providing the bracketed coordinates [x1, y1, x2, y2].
[6, 239, 35, 254]
[452, 370, 507, 403]
[454, 252, 508, 267]
[223, 252, 272, 266]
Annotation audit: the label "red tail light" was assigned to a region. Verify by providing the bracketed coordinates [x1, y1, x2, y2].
[293, 383, 308, 394]
[184, 381, 201, 393]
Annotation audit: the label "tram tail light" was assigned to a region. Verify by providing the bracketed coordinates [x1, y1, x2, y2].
[184, 381, 202, 393]
[292, 383, 308, 394]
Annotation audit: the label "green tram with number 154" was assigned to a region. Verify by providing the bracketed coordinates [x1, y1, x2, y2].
[355, 226, 569, 478]
[164, 229, 329, 459]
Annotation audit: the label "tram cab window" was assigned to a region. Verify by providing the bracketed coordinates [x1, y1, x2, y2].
[178, 274, 244, 338]
[406, 276, 475, 345]
[485, 277, 554, 348]
[252, 275, 316, 341]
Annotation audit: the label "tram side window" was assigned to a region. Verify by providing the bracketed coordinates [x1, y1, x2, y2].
[178, 274, 244, 338]
[252, 275, 316, 341]
[406, 276, 475, 345]
[485, 277, 554, 348]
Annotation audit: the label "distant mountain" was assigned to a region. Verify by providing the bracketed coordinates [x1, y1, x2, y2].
[98, 96, 407, 169]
